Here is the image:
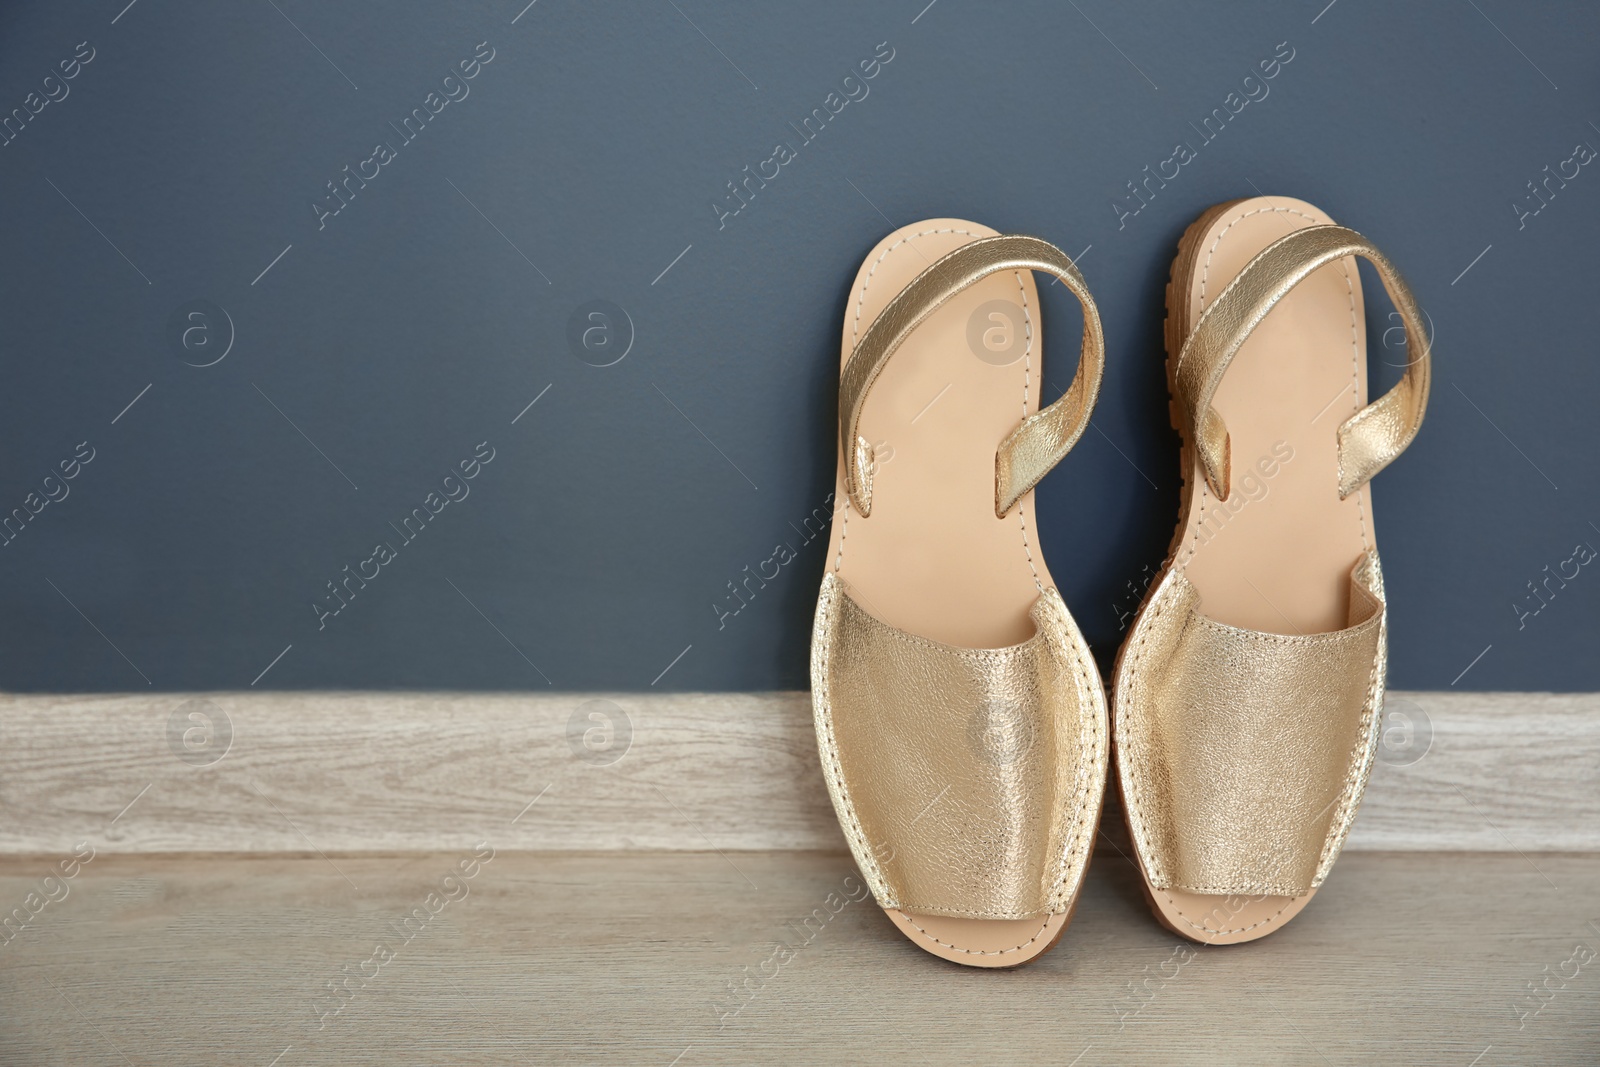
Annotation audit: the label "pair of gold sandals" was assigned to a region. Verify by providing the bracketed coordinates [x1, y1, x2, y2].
[810, 196, 1431, 966]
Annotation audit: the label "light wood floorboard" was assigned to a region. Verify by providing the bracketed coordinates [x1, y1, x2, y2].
[1, 850, 1596, 1065]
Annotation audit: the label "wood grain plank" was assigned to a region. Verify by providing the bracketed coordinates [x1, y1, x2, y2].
[0, 690, 1595, 854]
[0, 850, 1596, 1065]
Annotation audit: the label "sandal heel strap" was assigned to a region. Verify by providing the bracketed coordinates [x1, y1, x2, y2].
[1173, 224, 1431, 501]
[839, 234, 1105, 519]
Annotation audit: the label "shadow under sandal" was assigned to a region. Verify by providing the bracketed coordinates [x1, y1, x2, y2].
[811, 219, 1109, 968]
[1113, 196, 1433, 944]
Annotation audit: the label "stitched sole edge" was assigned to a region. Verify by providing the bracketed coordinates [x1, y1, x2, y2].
[886, 898, 1079, 969]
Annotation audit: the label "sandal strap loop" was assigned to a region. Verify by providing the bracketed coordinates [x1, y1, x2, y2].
[839, 235, 1105, 518]
[1173, 224, 1431, 501]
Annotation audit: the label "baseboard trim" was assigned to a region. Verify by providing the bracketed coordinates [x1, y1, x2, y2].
[2, 690, 1594, 854]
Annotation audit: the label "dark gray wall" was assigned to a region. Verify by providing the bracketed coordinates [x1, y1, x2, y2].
[0, 1, 1595, 692]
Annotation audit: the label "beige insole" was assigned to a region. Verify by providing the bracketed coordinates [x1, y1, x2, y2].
[1146, 196, 1377, 944]
[821, 219, 1071, 966]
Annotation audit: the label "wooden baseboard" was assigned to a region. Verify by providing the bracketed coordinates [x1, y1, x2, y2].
[2, 691, 1595, 854]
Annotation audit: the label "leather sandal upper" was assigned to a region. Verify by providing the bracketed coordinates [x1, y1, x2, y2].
[1116, 554, 1387, 896]
[812, 574, 1106, 919]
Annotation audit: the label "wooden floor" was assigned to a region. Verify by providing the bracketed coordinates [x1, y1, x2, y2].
[2, 850, 1597, 1065]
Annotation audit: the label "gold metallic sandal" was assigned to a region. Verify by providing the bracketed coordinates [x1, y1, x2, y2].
[811, 219, 1108, 967]
[1113, 196, 1431, 944]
